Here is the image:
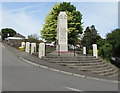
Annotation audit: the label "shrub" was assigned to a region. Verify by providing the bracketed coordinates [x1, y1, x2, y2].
[99, 43, 112, 60]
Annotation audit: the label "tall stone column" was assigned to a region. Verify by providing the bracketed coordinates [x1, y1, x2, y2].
[56, 12, 68, 52]
[39, 43, 45, 58]
[25, 42, 30, 53]
[92, 44, 98, 58]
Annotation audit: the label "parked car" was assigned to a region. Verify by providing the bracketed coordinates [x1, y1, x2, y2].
[111, 57, 120, 68]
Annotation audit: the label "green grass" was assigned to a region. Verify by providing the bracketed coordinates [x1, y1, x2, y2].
[46, 47, 55, 52]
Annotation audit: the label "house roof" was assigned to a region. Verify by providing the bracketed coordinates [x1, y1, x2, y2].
[6, 37, 23, 40]
[14, 33, 25, 38]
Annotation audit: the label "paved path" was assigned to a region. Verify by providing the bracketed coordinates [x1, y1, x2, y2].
[2, 43, 119, 92]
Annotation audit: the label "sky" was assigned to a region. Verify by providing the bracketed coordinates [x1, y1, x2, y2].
[1, 1, 118, 39]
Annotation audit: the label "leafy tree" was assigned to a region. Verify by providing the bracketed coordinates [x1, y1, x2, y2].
[0, 31, 1, 36]
[28, 34, 39, 40]
[81, 25, 101, 48]
[106, 29, 120, 57]
[96, 38, 105, 49]
[1, 28, 16, 40]
[41, 2, 83, 44]
[22, 34, 41, 44]
[99, 43, 113, 59]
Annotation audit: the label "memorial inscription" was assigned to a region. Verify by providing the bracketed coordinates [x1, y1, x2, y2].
[56, 12, 68, 52]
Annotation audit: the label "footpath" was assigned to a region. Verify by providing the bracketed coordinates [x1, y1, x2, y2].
[3, 43, 120, 83]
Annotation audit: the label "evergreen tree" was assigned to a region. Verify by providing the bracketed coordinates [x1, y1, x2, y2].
[1, 28, 16, 40]
[41, 2, 83, 44]
[81, 25, 101, 48]
[106, 29, 120, 57]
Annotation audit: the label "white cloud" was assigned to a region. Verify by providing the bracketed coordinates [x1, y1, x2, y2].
[2, 11, 42, 38]
[6, 4, 41, 13]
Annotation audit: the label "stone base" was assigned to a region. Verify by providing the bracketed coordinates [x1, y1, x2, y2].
[56, 45, 68, 52]
[48, 51, 78, 57]
[55, 51, 72, 53]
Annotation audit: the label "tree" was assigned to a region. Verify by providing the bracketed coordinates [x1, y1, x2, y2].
[28, 34, 39, 40]
[23, 34, 41, 43]
[1, 28, 16, 40]
[106, 29, 120, 57]
[96, 38, 105, 49]
[81, 25, 101, 48]
[99, 43, 113, 59]
[41, 2, 83, 44]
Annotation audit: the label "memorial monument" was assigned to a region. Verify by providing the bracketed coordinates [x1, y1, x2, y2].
[56, 12, 68, 52]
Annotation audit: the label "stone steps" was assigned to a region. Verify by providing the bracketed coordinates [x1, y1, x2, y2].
[42, 55, 118, 78]
[92, 68, 116, 74]
[105, 72, 118, 77]
[48, 60, 103, 64]
[67, 63, 108, 68]
[44, 58, 101, 62]
[56, 62, 104, 66]
[99, 69, 118, 76]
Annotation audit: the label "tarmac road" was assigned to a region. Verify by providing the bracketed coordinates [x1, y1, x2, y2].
[2, 43, 119, 92]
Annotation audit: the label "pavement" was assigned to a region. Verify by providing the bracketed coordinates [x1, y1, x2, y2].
[2, 43, 120, 92]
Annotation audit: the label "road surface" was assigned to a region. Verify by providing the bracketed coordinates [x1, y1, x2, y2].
[2, 43, 119, 92]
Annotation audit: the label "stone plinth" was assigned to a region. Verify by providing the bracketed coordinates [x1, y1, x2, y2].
[39, 43, 45, 58]
[25, 42, 30, 53]
[83, 47, 86, 55]
[31, 43, 36, 54]
[21, 42, 25, 47]
[92, 44, 98, 58]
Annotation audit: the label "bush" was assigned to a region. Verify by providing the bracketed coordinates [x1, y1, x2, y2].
[88, 50, 92, 55]
[99, 43, 112, 60]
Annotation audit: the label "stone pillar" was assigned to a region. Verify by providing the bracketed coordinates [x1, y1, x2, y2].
[25, 42, 30, 53]
[39, 43, 45, 58]
[31, 43, 36, 54]
[0, 42, 1, 92]
[83, 47, 86, 55]
[21, 42, 25, 47]
[92, 44, 98, 58]
[56, 12, 68, 52]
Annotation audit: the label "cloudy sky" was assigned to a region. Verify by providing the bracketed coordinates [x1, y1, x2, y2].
[1, 1, 118, 39]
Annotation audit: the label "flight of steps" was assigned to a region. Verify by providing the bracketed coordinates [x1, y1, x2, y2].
[42, 56, 118, 78]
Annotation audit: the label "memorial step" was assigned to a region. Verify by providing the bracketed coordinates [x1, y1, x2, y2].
[48, 60, 103, 64]
[42, 55, 118, 78]
[54, 61, 104, 66]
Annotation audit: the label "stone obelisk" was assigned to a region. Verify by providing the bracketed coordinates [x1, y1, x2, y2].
[56, 12, 68, 52]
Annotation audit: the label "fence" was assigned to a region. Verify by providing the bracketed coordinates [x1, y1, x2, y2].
[19, 42, 98, 58]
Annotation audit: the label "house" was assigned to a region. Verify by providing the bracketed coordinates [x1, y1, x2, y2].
[5, 33, 26, 48]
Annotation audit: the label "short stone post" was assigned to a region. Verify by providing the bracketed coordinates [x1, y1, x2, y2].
[83, 47, 86, 55]
[92, 44, 98, 58]
[21, 42, 25, 47]
[39, 43, 45, 58]
[25, 42, 30, 53]
[31, 43, 36, 54]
